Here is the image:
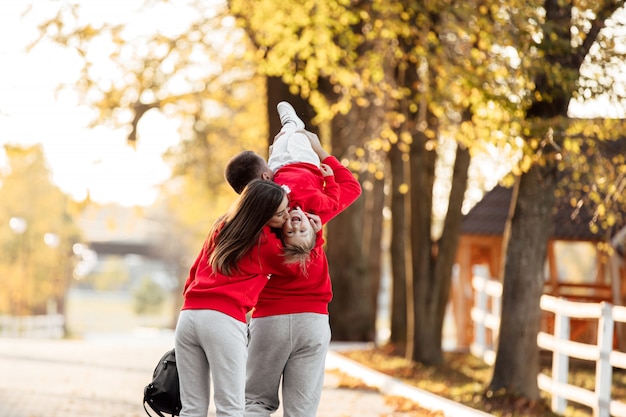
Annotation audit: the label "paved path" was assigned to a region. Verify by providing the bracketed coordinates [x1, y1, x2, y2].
[0, 331, 405, 417]
[0, 331, 490, 417]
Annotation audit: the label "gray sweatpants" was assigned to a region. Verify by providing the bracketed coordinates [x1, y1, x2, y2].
[244, 313, 331, 417]
[175, 309, 248, 417]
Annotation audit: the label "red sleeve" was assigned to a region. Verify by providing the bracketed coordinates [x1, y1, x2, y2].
[292, 173, 340, 216]
[182, 237, 210, 294]
[318, 156, 362, 224]
[320, 174, 339, 210]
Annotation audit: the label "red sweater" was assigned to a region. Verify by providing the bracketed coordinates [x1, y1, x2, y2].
[181, 226, 299, 323]
[273, 156, 359, 224]
[252, 156, 362, 317]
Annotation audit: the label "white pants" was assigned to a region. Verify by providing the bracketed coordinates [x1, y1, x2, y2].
[268, 127, 320, 172]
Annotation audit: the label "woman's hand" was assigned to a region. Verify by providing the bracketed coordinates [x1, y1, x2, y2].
[306, 213, 323, 233]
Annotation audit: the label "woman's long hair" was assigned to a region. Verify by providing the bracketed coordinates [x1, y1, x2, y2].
[208, 179, 285, 276]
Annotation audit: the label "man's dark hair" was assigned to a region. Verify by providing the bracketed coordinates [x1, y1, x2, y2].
[225, 151, 267, 194]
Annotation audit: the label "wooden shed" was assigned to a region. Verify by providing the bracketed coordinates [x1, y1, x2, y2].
[452, 183, 626, 349]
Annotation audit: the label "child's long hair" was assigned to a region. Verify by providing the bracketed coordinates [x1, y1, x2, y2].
[282, 230, 317, 275]
[208, 180, 285, 275]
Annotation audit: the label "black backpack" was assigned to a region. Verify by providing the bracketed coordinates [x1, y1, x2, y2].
[143, 348, 183, 417]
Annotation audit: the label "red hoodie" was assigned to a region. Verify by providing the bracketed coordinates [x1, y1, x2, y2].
[252, 156, 362, 317]
[182, 226, 299, 323]
[273, 156, 357, 224]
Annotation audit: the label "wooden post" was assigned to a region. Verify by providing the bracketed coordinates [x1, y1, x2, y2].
[491, 288, 502, 348]
[551, 303, 569, 414]
[470, 275, 488, 360]
[609, 254, 625, 350]
[594, 303, 613, 417]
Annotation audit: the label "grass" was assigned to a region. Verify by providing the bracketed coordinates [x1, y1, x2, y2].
[336, 345, 626, 417]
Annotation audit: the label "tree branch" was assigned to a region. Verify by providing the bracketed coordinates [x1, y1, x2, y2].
[574, 0, 626, 69]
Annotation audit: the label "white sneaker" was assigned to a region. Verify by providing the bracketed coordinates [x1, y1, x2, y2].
[277, 101, 305, 129]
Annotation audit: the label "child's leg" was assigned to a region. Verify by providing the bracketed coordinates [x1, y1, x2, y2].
[268, 130, 293, 172]
[285, 131, 320, 167]
[269, 130, 320, 171]
[277, 101, 304, 129]
[270, 102, 319, 170]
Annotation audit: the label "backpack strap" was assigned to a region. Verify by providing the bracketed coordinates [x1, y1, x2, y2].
[143, 400, 167, 417]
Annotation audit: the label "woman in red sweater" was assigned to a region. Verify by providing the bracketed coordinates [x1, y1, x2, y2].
[174, 179, 320, 417]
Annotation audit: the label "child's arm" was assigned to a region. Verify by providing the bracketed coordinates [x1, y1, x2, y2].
[303, 131, 362, 224]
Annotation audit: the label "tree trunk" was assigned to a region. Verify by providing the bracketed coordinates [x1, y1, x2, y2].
[433, 144, 471, 347]
[408, 130, 438, 362]
[326, 149, 369, 338]
[365, 174, 385, 341]
[326, 200, 370, 339]
[326, 100, 382, 341]
[410, 139, 470, 364]
[489, 162, 557, 399]
[388, 142, 409, 346]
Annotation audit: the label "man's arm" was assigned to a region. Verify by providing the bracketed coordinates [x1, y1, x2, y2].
[303, 131, 330, 161]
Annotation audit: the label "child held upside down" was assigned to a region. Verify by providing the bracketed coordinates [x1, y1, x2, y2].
[267, 101, 342, 266]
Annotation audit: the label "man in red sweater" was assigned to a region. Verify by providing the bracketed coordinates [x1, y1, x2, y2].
[224, 102, 362, 417]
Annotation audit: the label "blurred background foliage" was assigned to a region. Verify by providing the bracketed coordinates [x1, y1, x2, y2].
[0, 144, 81, 316]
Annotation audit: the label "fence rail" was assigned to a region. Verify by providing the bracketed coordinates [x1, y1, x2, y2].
[0, 314, 65, 339]
[470, 275, 501, 365]
[471, 275, 626, 417]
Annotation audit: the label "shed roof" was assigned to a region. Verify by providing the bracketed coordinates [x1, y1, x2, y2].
[461, 139, 626, 242]
[461, 184, 623, 241]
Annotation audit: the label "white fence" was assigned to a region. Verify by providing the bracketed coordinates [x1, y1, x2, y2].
[470, 275, 501, 365]
[0, 314, 65, 338]
[537, 296, 626, 417]
[471, 275, 626, 417]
